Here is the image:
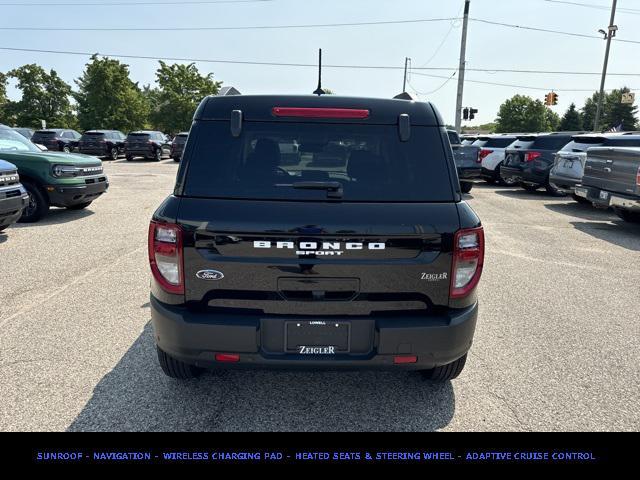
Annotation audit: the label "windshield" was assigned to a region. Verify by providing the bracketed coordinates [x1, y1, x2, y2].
[0, 127, 41, 153]
[182, 122, 454, 202]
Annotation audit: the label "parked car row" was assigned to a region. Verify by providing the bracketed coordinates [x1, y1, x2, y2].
[0, 124, 109, 231]
[460, 131, 640, 223]
[12, 127, 187, 162]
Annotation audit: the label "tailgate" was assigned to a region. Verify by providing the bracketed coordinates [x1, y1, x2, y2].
[454, 145, 479, 167]
[552, 151, 586, 181]
[178, 198, 460, 316]
[583, 147, 640, 195]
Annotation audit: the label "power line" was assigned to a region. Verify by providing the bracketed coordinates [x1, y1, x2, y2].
[0, 17, 461, 31]
[543, 0, 640, 15]
[1, 46, 639, 78]
[0, 0, 272, 5]
[411, 71, 636, 92]
[470, 17, 640, 44]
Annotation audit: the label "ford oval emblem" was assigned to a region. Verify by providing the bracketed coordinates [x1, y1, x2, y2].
[196, 270, 224, 281]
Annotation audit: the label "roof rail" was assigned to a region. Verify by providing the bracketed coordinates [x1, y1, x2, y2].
[218, 86, 241, 96]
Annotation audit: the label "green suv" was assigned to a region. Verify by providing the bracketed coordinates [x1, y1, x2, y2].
[0, 124, 109, 223]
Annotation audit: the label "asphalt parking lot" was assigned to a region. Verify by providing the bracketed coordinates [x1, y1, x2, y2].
[0, 158, 638, 432]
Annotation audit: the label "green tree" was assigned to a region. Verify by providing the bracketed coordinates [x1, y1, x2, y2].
[580, 88, 638, 131]
[75, 55, 150, 132]
[149, 61, 221, 134]
[6, 64, 76, 128]
[495, 95, 555, 133]
[604, 87, 638, 131]
[559, 103, 583, 131]
[0, 72, 8, 124]
[545, 108, 560, 131]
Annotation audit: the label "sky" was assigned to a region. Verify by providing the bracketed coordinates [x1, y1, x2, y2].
[0, 0, 638, 126]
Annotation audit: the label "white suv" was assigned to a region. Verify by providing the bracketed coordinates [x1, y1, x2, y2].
[479, 135, 522, 186]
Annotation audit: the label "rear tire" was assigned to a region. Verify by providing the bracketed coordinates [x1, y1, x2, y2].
[18, 181, 49, 223]
[460, 182, 473, 194]
[109, 147, 119, 161]
[62, 145, 71, 153]
[67, 201, 92, 210]
[157, 347, 201, 379]
[545, 182, 566, 197]
[614, 208, 640, 223]
[155, 148, 162, 162]
[421, 354, 467, 382]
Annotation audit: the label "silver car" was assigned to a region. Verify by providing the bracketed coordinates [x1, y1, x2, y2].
[549, 133, 640, 202]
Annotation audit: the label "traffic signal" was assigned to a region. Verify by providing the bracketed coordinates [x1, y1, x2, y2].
[463, 107, 469, 120]
[551, 92, 558, 105]
[544, 93, 552, 106]
[469, 108, 478, 120]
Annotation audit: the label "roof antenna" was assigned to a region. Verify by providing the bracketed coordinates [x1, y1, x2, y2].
[313, 48, 326, 95]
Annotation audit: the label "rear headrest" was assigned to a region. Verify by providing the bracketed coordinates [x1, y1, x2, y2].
[244, 138, 281, 173]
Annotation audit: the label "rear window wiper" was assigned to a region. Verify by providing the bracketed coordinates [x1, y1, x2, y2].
[275, 181, 343, 199]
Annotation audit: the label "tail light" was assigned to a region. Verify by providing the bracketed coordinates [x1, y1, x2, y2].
[272, 107, 370, 119]
[525, 151, 541, 162]
[450, 227, 484, 299]
[148, 221, 184, 294]
[636, 166, 640, 186]
[478, 149, 493, 163]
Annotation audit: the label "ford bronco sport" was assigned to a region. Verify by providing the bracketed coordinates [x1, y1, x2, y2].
[149, 94, 484, 381]
[0, 124, 108, 223]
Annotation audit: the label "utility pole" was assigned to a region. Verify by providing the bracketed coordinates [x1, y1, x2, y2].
[594, 0, 618, 132]
[403, 57, 410, 93]
[454, 0, 471, 134]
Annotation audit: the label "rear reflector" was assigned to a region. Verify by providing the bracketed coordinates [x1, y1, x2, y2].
[215, 353, 240, 363]
[394, 355, 417, 364]
[272, 107, 370, 119]
[636, 166, 640, 187]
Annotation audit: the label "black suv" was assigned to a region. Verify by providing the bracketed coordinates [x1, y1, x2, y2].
[78, 130, 126, 160]
[501, 132, 582, 195]
[170, 132, 189, 162]
[125, 131, 170, 161]
[32, 129, 81, 152]
[149, 94, 484, 381]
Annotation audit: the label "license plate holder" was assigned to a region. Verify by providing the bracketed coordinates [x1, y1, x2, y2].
[285, 321, 350, 354]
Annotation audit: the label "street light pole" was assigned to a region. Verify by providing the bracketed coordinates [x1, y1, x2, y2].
[454, 0, 471, 134]
[594, 0, 618, 132]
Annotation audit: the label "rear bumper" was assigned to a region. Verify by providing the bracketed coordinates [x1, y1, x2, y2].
[575, 185, 640, 211]
[126, 148, 155, 158]
[46, 177, 109, 207]
[501, 165, 549, 186]
[150, 296, 478, 371]
[457, 166, 482, 181]
[78, 147, 108, 156]
[548, 172, 581, 194]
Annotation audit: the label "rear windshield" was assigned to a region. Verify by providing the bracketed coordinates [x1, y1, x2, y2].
[33, 131, 57, 137]
[447, 131, 461, 145]
[127, 133, 150, 140]
[603, 136, 640, 147]
[471, 139, 488, 147]
[174, 134, 188, 143]
[561, 139, 604, 152]
[82, 132, 105, 139]
[484, 137, 517, 148]
[531, 136, 572, 150]
[181, 122, 454, 202]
